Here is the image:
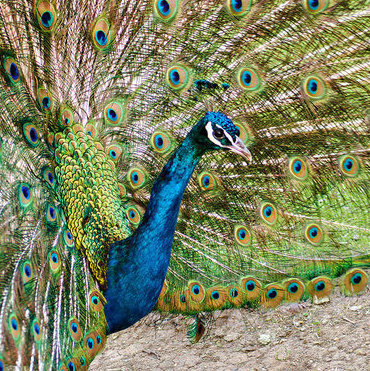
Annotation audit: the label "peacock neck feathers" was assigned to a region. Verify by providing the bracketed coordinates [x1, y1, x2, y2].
[104, 117, 209, 333]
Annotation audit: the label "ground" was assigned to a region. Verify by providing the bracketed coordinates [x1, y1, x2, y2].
[91, 289, 369, 370]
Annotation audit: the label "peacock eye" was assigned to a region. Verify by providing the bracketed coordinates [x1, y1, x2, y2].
[213, 128, 224, 139]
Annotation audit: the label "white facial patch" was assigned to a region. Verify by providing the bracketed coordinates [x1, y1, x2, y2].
[205, 122, 234, 148]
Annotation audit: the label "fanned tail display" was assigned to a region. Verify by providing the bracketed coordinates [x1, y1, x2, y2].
[0, 0, 369, 369]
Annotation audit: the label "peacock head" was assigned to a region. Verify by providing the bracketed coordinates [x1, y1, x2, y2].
[193, 111, 252, 161]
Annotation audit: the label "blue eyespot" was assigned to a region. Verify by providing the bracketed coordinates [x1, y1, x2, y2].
[64, 117, 70, 124]
[41, 11, 53, 28]
[158, 0, 171, 16]
[67, 231, 72, 240]
[267, 288, 277, 299]
[202, 175, 210, 188]
[71, 323, 78, 333]
[49, 206, 55, 219]
[230, 288, 238, 298]
[24, 263, 32, 277]
[155, 135, 164, 149]
[109, 150, 117, 159]
[21, 186, 31, 200]
[211, 291, 220, 300]
[30, 128, 38, 143]
[129, 210, 135, 219]
[264, 206, 272, 218]
[309, 227, 318, 238]
[307, 79, 318, 94]
[34, 322, 40, 335]
[68, 361, 76, 371]
[344, 158, 353, 171]
[96, 334, 102, 345]
[87, 337, 94, 349]
[351, 273, 362, 285]
[192, 285, 200, 295]
[0, 359, 4, 371]
[107, 108, 117, 122]
[170, 69, 180, 85]
[245, 280, 255, 291]
[47, 172, 54, 184]
[95, 30, 107, 46]
[293, 160, 302, 173]
[238, 229, 246, 240]
[51, 252, 59, 264]
[91, 296, 99, 305]
[131, 171, 139, 184]
[42, 97, 51, 109]
[288, 283, 299, 294]
[10, 62, 19, 80]
[242, 70, 252, 86]
[179, 294, 186, 303]
[232, 0, 243, 12]
[315, 281, 325, 291]
[11, 318, 18, 331]
[80, 356, 86, 366]
[309, 0, 319, 10]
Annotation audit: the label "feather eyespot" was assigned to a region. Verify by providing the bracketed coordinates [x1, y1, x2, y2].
[35, 1, 57, 31]
[308, 276, 333, 299]
[128, 167, 147, 189]
[151, 131, 172, 153]
[303, 0, 329, 14]
[85, 123, 97, 138]
[166, 65, 191, 91]
[234, 225, 251, 246]
[84, 331, 104, 358]
[3, 57, 20, 83]
[22, 261, 34, 284]
[198, 172, 217, 191]
[49, 251, 61, 273]
[237, 67, 261, 91]
[283, 278, 305, 302]
[240, 277, 262, 300]
[104, 101, 124, 125]
[225, 0, 251, 17]
[8, 314, 21, 341]
[154, 0, 180, 22]
[126, 206, 141, 225]
[79, 356, 87, 367]
[23, 123, 40, 147]
[289, 157, 308, 180]
[262, 284, 285, 308]
[260, 202, 277, 225]
[92, 17, 114, 50]
[339, 155, 359, 177]
[343, 269, 367, 294]
[43, 168, 55, 187]
[302, 75, 326, 100]
[18, 183, 33, 208]
[37, 88, 53, 111]
[106, 144, 122, 162]
[63, 228, 74, 247]
[67, 359, 78, 371]
[89, 290, 106, 311]
[46, 204, 57, 224]
[305, 223, 323, 245]
[68, 318, 82, 341]
[189, 282, 205, 303]
[32, 319, 42, 342]
[60, 107, 74, 126]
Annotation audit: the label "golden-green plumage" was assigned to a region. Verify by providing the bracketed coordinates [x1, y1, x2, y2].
[0, 0, 369, 369]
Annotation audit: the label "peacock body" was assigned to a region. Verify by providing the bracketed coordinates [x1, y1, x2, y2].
[0, 0, 369, 369]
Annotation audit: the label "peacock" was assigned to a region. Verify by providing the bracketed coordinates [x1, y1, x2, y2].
[0, 0, 369, 369]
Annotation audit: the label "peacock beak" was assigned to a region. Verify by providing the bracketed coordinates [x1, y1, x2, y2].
[229, 136, 252, 162]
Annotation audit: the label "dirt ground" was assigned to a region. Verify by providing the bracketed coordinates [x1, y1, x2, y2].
[91, 289, 369, 371]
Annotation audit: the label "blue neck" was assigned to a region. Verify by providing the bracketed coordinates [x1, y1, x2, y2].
[104, 129, 204, 333]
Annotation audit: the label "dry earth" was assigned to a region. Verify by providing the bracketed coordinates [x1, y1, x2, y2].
[92, 289, 369, 371]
